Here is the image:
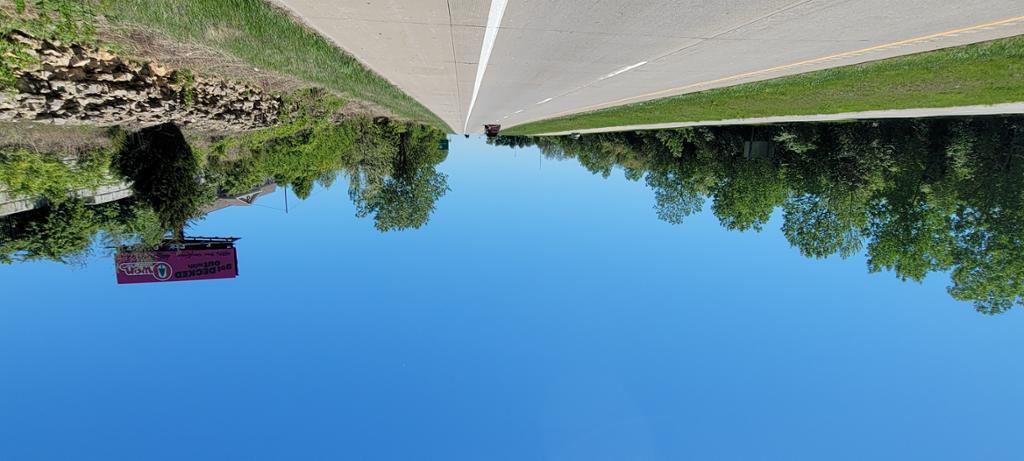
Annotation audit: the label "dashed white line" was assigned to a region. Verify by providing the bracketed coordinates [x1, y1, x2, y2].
[536, 98, 553, 105]
[463, 0, 509, 133]
[600, 61, 648, 80]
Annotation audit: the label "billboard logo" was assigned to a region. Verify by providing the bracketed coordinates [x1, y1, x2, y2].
[153, 262, 173, 281]
[118, 261, 174, 281]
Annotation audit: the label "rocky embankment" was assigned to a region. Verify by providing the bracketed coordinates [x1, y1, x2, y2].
[0, 31, 281, 131]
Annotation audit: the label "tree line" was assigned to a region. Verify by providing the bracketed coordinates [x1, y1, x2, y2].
[1, 113, 449, 265]
[492, 116, 1024, 314]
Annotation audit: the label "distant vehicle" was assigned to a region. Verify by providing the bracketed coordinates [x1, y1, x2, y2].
[484, 124, 501, 138]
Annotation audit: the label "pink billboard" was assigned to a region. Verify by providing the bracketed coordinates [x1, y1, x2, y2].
[115, 248, 239, 284]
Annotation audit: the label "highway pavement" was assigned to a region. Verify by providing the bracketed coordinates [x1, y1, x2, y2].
[271, 1, 1024, 133]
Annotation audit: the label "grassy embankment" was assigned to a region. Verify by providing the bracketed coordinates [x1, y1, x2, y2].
[0, 0, 447, 129]
[505, 35, 1024, 135]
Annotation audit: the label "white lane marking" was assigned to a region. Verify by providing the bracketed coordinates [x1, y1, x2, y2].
[514, 109, 524, 114]
[536, 98, 553, 105]
[599, 61, 648, 80]
[463, 0, 509, 133]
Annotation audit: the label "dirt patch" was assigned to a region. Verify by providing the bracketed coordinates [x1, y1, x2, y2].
[0, 122, 115, 155]
[96, 19, 309, 96]
[95, 19, 395, 120]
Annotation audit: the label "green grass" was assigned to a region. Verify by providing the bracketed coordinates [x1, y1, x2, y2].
[93, 0, 447, 129]
[505, 35, 1024, 135]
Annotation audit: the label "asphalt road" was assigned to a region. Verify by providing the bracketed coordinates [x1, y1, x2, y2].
[272, 1, 1024, 133]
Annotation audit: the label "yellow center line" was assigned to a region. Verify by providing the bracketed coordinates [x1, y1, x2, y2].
[535, 15, 1024, 122]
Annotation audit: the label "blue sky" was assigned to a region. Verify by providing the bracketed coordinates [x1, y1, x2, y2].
[2, 136, 1022, 460]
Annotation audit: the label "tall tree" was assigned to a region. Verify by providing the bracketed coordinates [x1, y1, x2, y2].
[112, 123, 213, 240]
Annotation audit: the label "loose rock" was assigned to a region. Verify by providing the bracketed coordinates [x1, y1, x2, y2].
[0, 32, 281, 131]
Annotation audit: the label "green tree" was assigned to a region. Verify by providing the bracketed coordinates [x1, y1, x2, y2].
[353, 122, 449, 231]
[0, 198, 160, 265]
[112, 123, 214, 239]
[711, 159, 789, 231]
